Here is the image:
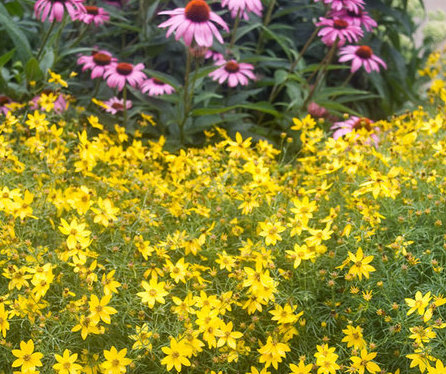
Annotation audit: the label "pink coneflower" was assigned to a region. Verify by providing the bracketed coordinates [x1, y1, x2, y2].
[204, 49, 224, 61]
[0, 96, 13, 115]
[316, 17, 363, 46]
[339, 45, 387, 73]
[221, 0, 262, 19]
[158, 0, 229, 47]
[77, 51, 117, 79]
[103, 62, 147, 91]
[34, 0, 86, 22]
[209, 59, 255, 87]
[314, 0, 364, 13]
[141, 78, 175, 96]
[330, 9, 377, 32]
[75, 5, 110, 26]
[103, 97, 132, 114]
[331, 116, 379, 145]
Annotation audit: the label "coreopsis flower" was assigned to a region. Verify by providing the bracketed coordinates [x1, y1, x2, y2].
[141, 78, 175, 96]
[339, 45, 387, 73]
[341, 325, 366, 349]
[314, 0, 365, 13]
[137, 277, 168, 308]
[346, 247, 376, 280]
[257, 336, 290, 369]
[289, 360, 313, 374]
[77, 51, 117, 79]
[158, 0, 229, 47]
[258, 220, 286, 245]
[316, 17, 363, 46]
[330, 9, 377, 31]
[0, 303, 9, 338]
[30, 90, 68, 113]
[102, 347, 132, 374]
[330, 116, 379, 144]
[221, 0, 263, 19]
[350, 349, 381, 374]
[428, 360, 446, 374]
[161, 338, 191, 372]
[102, 97, 132, 115]
[209, 59, 256, 87]
[405, 291, 432, 316]
[75, 5, 110, 26]
[12, 340, 43, 372]
[88, 294, 117, 324]
[104, 62, 147, 91]
[53, 349, 83, 374]
[34, 0, 86, 22]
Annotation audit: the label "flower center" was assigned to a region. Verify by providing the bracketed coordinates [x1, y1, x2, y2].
[0, 96, 10, 105]
[23, 354, 31, 361]
[185, 0, 210, 23]
[152, 78, 165, 85]
[355, 46, 373, 59]
[333, 19, 348, 30]
[93, 52, 112, 66]
[111, 102, 124, 110]
[116, 62, 134, 76]
[353, 118, 372, 131]
[85, 5, 99, 15]
[224, 61, 240, 73]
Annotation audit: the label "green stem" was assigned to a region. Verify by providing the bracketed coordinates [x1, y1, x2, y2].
[53, 15, 68, 63]
[179, 50, 193, 146]
[290, 27, 319, 73]
[87, 79, 101, 111]
[123, 85, 128, 128]
[36, 21, 56, 60]
[228, 9, 242, 52]
[67, 24, 89, 50]
[255, 0, 276, 54]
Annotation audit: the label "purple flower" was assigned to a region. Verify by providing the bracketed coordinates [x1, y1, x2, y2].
[141, 78, 175, 96]
[338, 45, 387, 73]
[331, 116, 379, 145]
[316, 17, 363, 46]
[77, 50, 117, 79]
[75, 5, 110, 26]
[158, 0, 229, 47]
[0, 96, 13, 115]
[103, 97, 132, 115]
[329, 9, 377, 32]
[103, 62, 147, 91]
[209, 59, 256, 87]
[34, 0, 86, 22]
[314, 0, 365, 13]
[221, 0, 262, 20]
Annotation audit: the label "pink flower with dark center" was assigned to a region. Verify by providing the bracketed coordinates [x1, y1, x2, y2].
[330, 9, 377, 32]
[339, 45, 387, 73]
[331, 116, 379, 145]
[316, 17, 363, 46]
[77, 51, 117, 79]
[158, 0, 229, 47]
[314, 0, 364, 13]
[221, 0, 262, 20]
[209, 59, 256, 87]
[103, 62, 147, 91]
[75, 5, 110, 26]
[103, 97, 132, 115]
[307, 102, 328, 118]
[34, 0, 86, 22]
[141, 78, 175, 96]
[0, 96, 13, 115]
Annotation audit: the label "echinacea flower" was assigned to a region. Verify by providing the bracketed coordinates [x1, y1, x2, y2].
[204, 49, 224, 61]
[314, 0, 364, 13]
[221, 0, 262, 20]
[330, 9, 377, 32]
[141, 78, 175, 96]
[209, 59, 256, 87]
[0, 95, 14, 115]
[34, 0, 86, 22]
[75, 5, 110, 26]
[103, 97, 132, 115]
[103, 62, 147, 91]
[330, 116, 379, 145]
[158, 0, 229, 47]
[339, 45, 387, 73]
[316, 17, 363, 46]
[77, 50, 117, 79]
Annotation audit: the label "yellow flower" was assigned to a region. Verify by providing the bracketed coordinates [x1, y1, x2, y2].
[102, 347, 132, 374]
[71, 315, 103, 340]
[12, 339, 43, 373]
[258, 221, 286, 246]
[129, 324, 153, 351]
[0, 303, 9, 338]
[48, 69, 68, 87]
[428, 359, 446, 374]
[137, 277, 168, 308]
[215, 321, 243, 349]
[406, 349, 434, 373]
[258, 336, 290, 369]
[341, 325, 366, 349]
[350, 349, 381, 374]
[347, 247, 376, 280]
[53, 349, 83, 374]
[405, 291, 432, 316]
[58, 218, 91, 250]
[289, 360, 313, 374]
[161, 338, 191, 372]
[88, 294, 117, 324]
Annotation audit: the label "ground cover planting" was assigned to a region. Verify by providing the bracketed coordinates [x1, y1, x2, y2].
[0, 49, 445, 373]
